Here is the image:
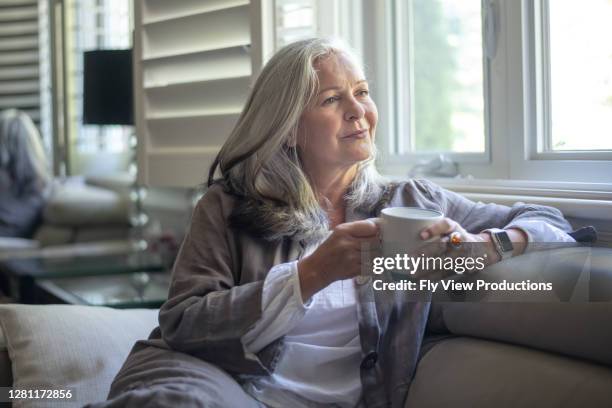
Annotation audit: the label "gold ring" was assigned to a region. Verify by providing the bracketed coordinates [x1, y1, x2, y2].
[449, 231, 462, 248]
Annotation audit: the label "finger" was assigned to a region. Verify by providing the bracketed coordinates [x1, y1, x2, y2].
[358, 237, 382, 252]
[367, 236, 382, 249]
[420, 218, 457, 240]
[438, 235, 459, 257]
[367, 217, 383, 230]
[341, 219, 380, 238]
[439, 235, 474, 262]
[344, 236, 381, 254]
[415, 237, 447, 258]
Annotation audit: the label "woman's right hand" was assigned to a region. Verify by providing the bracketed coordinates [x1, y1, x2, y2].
[297, 220, 380, 301]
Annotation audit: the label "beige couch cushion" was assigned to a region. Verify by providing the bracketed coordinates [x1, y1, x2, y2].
[429, 247, 612, 366]
[406, 337, 612, 408]
[44, 182, 130, 226]
[0, 304, 158, 408]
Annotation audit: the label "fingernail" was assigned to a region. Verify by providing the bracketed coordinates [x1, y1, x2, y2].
[421, 231, 429, 240]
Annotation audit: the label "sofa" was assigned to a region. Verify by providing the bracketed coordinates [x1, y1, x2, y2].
[0, 174, 135, 263]
[33, 174, 133, 247]
[0, 108, 134, 258]
[0, 246, 611, 407]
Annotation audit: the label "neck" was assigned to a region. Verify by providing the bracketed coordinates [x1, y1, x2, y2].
[307, 164, 357, 210]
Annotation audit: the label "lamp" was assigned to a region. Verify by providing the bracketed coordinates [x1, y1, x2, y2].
[82, 49, 148, 253]
[83, 50, 133, 126]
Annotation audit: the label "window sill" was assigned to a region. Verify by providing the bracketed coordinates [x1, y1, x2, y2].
[383, 175, 612, 222]
[428, 177, 612, 201]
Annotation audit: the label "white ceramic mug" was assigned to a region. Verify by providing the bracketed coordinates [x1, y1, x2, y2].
[379, 207, 444, 256]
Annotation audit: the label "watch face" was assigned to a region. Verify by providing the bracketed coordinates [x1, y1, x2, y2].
[497, 231, 514, 252]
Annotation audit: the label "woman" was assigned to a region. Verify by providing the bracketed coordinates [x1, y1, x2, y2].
[95, 38, 575, 408]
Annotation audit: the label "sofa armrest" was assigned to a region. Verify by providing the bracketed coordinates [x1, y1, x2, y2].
[429, 247, 612, 366]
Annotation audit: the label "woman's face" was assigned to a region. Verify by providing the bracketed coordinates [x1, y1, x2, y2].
[297, 52, 378, 176]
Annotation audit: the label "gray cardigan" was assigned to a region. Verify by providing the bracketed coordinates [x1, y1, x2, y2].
[142, 179, 573, 407]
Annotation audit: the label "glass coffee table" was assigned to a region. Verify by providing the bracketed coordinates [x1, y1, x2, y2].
[35, 271, 171, 309]
[0, 251, 169, 307]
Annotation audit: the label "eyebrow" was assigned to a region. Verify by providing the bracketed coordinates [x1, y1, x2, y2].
[318, 80, 368, 95]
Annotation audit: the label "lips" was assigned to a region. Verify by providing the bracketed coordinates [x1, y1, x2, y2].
[342, 129, 368, 139]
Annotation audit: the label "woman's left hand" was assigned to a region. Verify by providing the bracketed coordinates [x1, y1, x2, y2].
[417, 217, 500, 271]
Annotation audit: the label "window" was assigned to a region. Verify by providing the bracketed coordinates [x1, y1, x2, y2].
[274, 0, 363, 57]
[65, 0, 132, 173]
[544, 0, 612, 152]
[393, 0, 485, 154]
[518, 0, 612, 183]
[374, 0, 611, 184]
[275, 0, 316, 49]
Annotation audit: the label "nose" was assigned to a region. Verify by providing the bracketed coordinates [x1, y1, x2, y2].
[344, 97, 366, 122]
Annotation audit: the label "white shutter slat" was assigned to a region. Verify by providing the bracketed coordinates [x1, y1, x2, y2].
[0, 5, 37, 22]
[147, 108, 242, 121]
[143, 46, 251, 88]
[0, 21, 37, 36]
[0, 79, 38, 93]
[142, 4, 250, 60]
[143, 0, 249, 25]
[0, 65, 38, 80]
[0, 50, 37, 65]
[0, 93, 39, 108]
[0, 35, 37, 51]
[147, 113, 240, 149]
[145, 75, 250, 120]
[146, 150, 218, 187]
[0, 0, 37, 6]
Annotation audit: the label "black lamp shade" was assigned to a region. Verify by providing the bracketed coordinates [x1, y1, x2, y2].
[83, 49, 133, 125]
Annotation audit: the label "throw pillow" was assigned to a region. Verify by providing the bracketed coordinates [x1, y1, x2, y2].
[0, 304, 157, 408]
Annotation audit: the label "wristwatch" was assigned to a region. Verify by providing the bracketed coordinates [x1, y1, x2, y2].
[485, 228, 514, 261]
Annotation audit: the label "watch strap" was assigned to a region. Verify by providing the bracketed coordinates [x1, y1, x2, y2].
[484, 228, 514, 261]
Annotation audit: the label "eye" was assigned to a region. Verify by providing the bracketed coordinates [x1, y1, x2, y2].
[356, 89, 369, 97]
[322, 96, 340, 106]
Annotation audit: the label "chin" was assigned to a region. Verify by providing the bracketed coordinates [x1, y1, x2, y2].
[348, 142, 373, 159]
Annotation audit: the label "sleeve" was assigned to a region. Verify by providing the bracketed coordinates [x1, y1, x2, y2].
[410, 179, 576, 246]
[158, 186, 277, 375]
[241, 261, 312, 354]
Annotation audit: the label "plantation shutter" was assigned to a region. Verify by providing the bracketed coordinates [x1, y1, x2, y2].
[0, 0, 41, 123]
[133, 0, 272, 187]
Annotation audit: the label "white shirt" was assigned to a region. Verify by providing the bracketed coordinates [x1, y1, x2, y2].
[241, 257, 363, 407]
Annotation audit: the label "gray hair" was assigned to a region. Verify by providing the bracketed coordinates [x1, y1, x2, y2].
[208, 38, 387, 243]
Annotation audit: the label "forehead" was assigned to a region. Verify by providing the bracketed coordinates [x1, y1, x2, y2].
[314, 52, 365, 87]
